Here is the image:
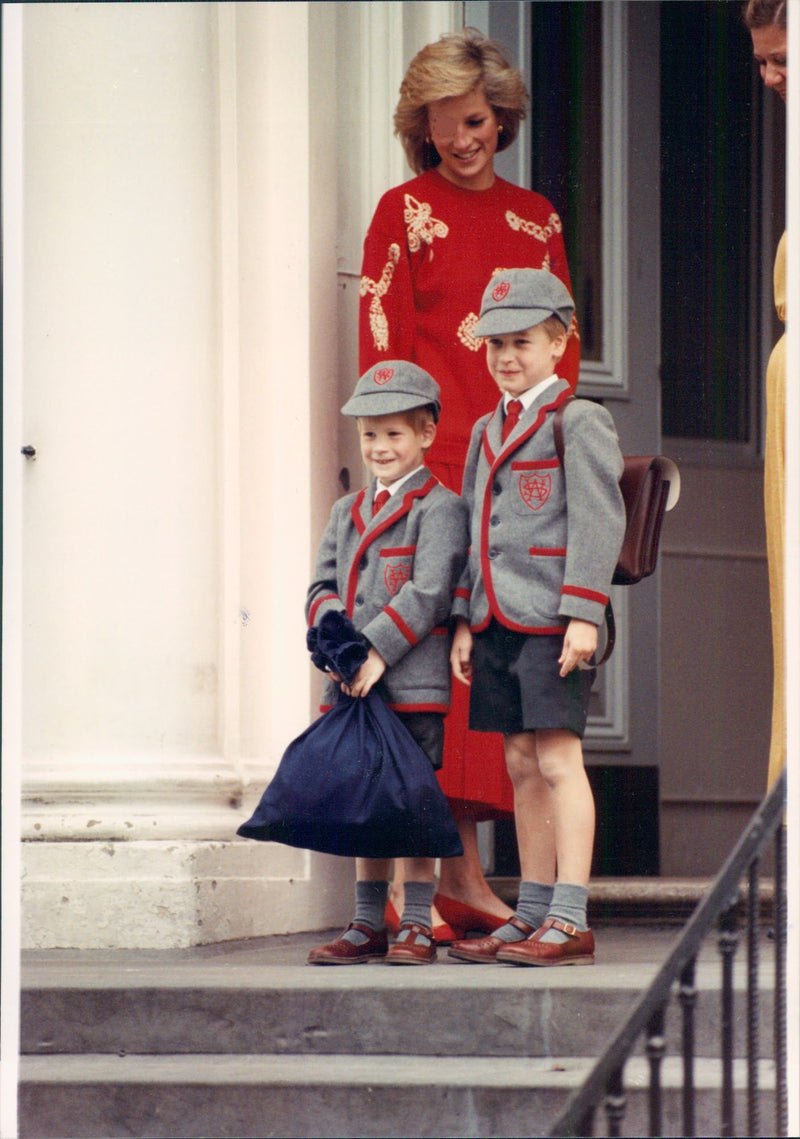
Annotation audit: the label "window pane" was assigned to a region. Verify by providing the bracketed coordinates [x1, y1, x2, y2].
[529, 1, 603, 362]
[660, 1, 759, 442]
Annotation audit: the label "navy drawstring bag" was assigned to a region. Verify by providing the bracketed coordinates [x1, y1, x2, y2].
[237, 611, 463, 859]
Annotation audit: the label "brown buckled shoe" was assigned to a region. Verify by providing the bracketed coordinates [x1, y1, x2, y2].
[447, 915, 535, 963]
[496, 918, 595, 967]
[385, 922, 437, 965]
[307, 922, 388, 965]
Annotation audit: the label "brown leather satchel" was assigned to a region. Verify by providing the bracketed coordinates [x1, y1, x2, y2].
[553, 399, 680, 662]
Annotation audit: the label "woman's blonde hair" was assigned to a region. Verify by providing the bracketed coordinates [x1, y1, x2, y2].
[742, 0, 786, 29]
[394, 28, 528, 174]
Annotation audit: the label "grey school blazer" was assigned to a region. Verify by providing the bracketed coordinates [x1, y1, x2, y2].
[307, 467, 469, 712]
[452, 380, 625, 635]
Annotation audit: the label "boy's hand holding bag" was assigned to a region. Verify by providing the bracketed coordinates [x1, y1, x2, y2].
[237, 610, 464, 859]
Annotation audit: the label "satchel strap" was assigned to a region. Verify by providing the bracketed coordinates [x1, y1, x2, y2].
[552, 398, 569, 468]
[552, 397, 614, 667]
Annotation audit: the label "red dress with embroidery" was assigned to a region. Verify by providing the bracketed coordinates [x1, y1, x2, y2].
[359, 167, 580, 818]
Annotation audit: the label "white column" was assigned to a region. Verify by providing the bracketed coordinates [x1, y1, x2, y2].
[19, 1, 351, 949]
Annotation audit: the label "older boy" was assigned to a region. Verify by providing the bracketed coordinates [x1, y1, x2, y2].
[306, 361, 469, 965]
[448, 270, 625, 966]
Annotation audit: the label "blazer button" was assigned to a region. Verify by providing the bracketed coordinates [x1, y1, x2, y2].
[492, 481, 502, 495]
[355, 594, 364, 606]
[488, 548, 498, 559]
[490, 516, 500, 527]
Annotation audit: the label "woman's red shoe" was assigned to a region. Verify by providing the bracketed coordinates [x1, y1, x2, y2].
[384, 898, 460, 944]
[434, 893, 509, 935]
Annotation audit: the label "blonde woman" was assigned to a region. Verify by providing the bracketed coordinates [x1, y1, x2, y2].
[744, 0, 786, 790]
[359, 29, 581, 939]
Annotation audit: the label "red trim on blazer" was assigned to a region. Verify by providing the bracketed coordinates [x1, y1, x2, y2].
[384, 604, 418, 646]
[470, 614, 567, 636]
[319, 701, 450, 715]
[454, 587, 471, 602]
[344, 475, 438, 616]
[529, 547, 567, 557]
[308, 593, 340, 626]
[511, 459, 560, 470]
[562, 584, 609, 606]
[388, 702, 450, 714]
[351, 489, 368, 536]
[380, 545, 416, 558]
[482, 420, 498, 466]
[430, 625, 448, 635]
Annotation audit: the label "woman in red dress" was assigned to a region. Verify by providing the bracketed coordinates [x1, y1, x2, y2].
[359, 28, 580, 938]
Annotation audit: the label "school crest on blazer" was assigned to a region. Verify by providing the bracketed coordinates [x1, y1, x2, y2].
[518, 468, 552, 511]
[382, 547, 414, 595]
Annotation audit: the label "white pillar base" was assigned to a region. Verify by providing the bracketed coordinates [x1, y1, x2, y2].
[21, 762, 354, 950]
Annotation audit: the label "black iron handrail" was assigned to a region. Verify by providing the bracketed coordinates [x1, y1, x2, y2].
[547, 768, 787, 1138]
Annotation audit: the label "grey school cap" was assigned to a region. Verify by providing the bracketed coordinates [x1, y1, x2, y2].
[341, 361, 441, 422]
[473, 268, 575, 337]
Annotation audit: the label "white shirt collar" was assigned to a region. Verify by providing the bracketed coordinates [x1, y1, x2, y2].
[503, 374, 560, 412]
[376, 464, 425, 498]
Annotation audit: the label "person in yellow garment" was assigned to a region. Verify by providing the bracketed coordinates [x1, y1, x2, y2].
[743, 0, 786, 789]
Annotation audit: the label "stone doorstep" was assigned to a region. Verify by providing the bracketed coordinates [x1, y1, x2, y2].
[20, 924, 777, 1063]
[491, 876, 776, 922]
[19, 982, 776, 1063]
[17, 1054, 780, 1139]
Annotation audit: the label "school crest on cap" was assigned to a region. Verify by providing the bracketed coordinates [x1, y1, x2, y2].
[474, 268, 575, 339]
[341, 360, 442, 422]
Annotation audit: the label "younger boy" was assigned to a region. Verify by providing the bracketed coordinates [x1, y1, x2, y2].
[448, 269, 625, 966]
[306, 361, 469, 965]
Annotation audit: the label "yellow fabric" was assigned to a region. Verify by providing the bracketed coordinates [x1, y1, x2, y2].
[765, 231, 786, 789]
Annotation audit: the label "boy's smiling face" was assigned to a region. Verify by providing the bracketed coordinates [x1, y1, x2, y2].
[485, 324, 567, 398]
[358, 413, 436, 487]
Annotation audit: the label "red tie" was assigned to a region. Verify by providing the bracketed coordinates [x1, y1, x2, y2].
[502, 399, 523, 442]
[373, 488, 390, 516]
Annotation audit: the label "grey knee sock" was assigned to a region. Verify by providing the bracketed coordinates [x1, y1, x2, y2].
[493, 880, 553, 943]
[342, 879, 388, 945]
[515, 880, 554, 931]
[539, 882, 589, 945]
[397, 880, 435, 945]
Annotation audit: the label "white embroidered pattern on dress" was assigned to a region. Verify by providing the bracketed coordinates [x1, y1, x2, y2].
[457, 312, 482, 352]
[360, 243, 401, 351]
[505, 210, 563, 242]
[404, 194, 449, 252]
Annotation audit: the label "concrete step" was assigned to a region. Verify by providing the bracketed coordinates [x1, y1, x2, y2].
[21, 926, 776, 1061]
[18, 1052, 779, 1139]
[21, 965, 776, 1062]
[19, 925, 779, 1139]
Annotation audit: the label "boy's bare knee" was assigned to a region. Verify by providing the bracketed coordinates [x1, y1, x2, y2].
[504, 731, 540, 785]
[536, 729, 584, 785]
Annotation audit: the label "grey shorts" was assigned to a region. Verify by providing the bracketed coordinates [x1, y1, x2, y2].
[468, 620, 595, 739]
[394, 710, 446, 770]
